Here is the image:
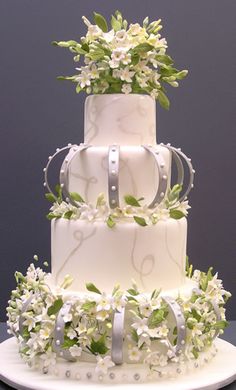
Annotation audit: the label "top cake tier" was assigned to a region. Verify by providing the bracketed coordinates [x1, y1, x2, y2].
[84, 94, 156, 146]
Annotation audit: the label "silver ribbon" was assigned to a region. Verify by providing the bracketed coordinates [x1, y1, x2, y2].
[59, 143, 90, 206]
[142, 145, 169, 208]
[162, 296, 187, 355]
[111, 307, 125, 364]
[108, 145, 120, 209]
[18, 293, 34, 336]
[163, 144, 195, 202]
[53, 301, 76, 361]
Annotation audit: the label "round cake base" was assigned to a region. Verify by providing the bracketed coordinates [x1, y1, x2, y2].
[0, 338, 235, 390]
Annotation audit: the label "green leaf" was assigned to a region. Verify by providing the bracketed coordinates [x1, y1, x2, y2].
[192, 348, 199, 359]
[55, 184, 62, 200]
[175, 70, 188, 80]
[70, 192, 85, 203]
[93, 12, 108, 32]
[22, 326, 30, 339]
[106, 215, 116, 228]
[46, 212, 59, 220]
[52, 40, 78, 48]
[151, 288, 161, 299]
[62, 337, 77, 349]
[127, 288, 139, 296]
[131, 329, 139, 343]
[81, 301, 96, 311]
[167, 184, 182, 203]
[213, 320, 229, 330]
[206, 267, 213, 282]
[74, 45, 87, 55]
[64, 211, 73, 220]
[170, 209, 185, 220]
[158, 90, 170, 110]
[90, 334, 109, 355]
[156, 54, 174, 65]
[111, 15, 122, 31]
[133, 216, 147, 226]
[124, 195, 141, 207]
[45, 193, 57, 203]
[86, 282, 101, 295]
[148, 309, 165, 328]
[47, 298, 63, 316]
[134, 43, 153, 54]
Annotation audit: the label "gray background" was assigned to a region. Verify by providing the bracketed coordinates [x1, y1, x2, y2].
[0, 0, 235, 321]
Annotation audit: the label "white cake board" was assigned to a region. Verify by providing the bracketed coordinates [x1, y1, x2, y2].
[0, 338, 235, 390]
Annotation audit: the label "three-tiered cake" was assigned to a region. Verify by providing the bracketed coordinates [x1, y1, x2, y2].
[6, 11, 231, 386]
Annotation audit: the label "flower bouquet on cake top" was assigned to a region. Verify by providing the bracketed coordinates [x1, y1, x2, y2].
[5, 10, 233, 386]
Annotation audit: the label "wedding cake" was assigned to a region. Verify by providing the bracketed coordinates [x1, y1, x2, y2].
[6, 11, 231, 385]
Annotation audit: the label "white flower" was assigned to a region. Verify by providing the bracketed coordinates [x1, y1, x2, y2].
[89, 64, 99, 79]
[79, 203, 98, 221]
[112, 294, 127, 312]
[150, 297, 161, 310]
[67, 328, 77, 339]
[95, 355, 115, 375]
[128, 23, 143, 36]
[147, 324, 169, 338]
[86, 24, 102, 40]
[121, 52, 131, 65]
[23, 315, 36, 331]
[69, 344, 82, 357]
[115, 29, 128, 42]
[131, 316, 148, 335]
[139, 298, 153, 317]
[76, 70, 91, 89]
[111, 49, 126, 62]
[96, 310, 109, 321]
[97, 293, 113, 311]
[39, 324, 54, 340]
[113, 69, 121, 78]
[150, 89, 159, 100]
[121, 84, 132, 94]
[75, 318, 88, 335]
[120, 67, 135, 83]
[128, 346, 142, 361]
[40, 350, 57, 367]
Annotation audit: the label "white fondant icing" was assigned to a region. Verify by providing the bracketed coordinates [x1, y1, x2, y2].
[51, 218, 187, 292]
[84, 94, 156, 146]
[66, 145, 171, 205]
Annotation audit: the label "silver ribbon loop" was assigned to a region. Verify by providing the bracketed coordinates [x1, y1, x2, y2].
[108, 145, 120, 209]
[59, 144, 90, 206]
[163, 144, 195, 202]
[53, 301, 76, 361]
[162, 296, 186, 355]
[111, 307, 125, 365]
[18, 293, 34, 336]
[142, 145, 169, 208]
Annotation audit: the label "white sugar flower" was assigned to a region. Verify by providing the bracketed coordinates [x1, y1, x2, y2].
[115, 29, 128, 42]
[150, 297, 161, 310]
[79, 203, 98, 221]
[150, 89, 159, 100]
[121, 52, 131, 65]
[128, 346, 142, 361]
[137, 75, 149, 88]
[40, 324, 54, 340]
[97, 293, 113, 311]
[86, 24, 102, 40]
[96, 310, 109, 321]
[138, 297, 153, 317]
[111, 48, 126, 62]
[67, 328, 77, 339]
[112, 294, 127, 312]
[69, 344, 82, 357]
[23, 315, 36, 331]
[89, 64, 99, 79]
[76, 70, 91, 89]
[75, 319, 88, 335]
[131, 316, 148, 335]
[95, 355, 115, 375]
[120, 67, 135, 83]
[128, 23, 143, 36]
[112, 69, 121, 78]
[121, 84, 132, 95]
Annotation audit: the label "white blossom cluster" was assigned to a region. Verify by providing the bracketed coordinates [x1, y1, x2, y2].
[54, 11, 188, 108]
[6, 262, 230, 376]
[47, 192, 190, 227]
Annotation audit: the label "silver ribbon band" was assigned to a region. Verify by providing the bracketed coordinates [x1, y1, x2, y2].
[53, 301, 76, 361]
[162, 296, 186, 355]
[18, 293, 34, 336]
[59, 144, 90, 206]
[163, 144, 195, 202]
[108, 145, 120, 209]
[111, 307, 125, 365]
[142, 145, 169, 208]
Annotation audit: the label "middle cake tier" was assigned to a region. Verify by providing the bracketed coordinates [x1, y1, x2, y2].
[51, 217, 187, 293]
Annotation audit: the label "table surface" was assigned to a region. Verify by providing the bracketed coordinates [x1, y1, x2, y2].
[0, 322, 235, 390]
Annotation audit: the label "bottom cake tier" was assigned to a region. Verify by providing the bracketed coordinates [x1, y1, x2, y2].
[6, 262, 231, 383]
